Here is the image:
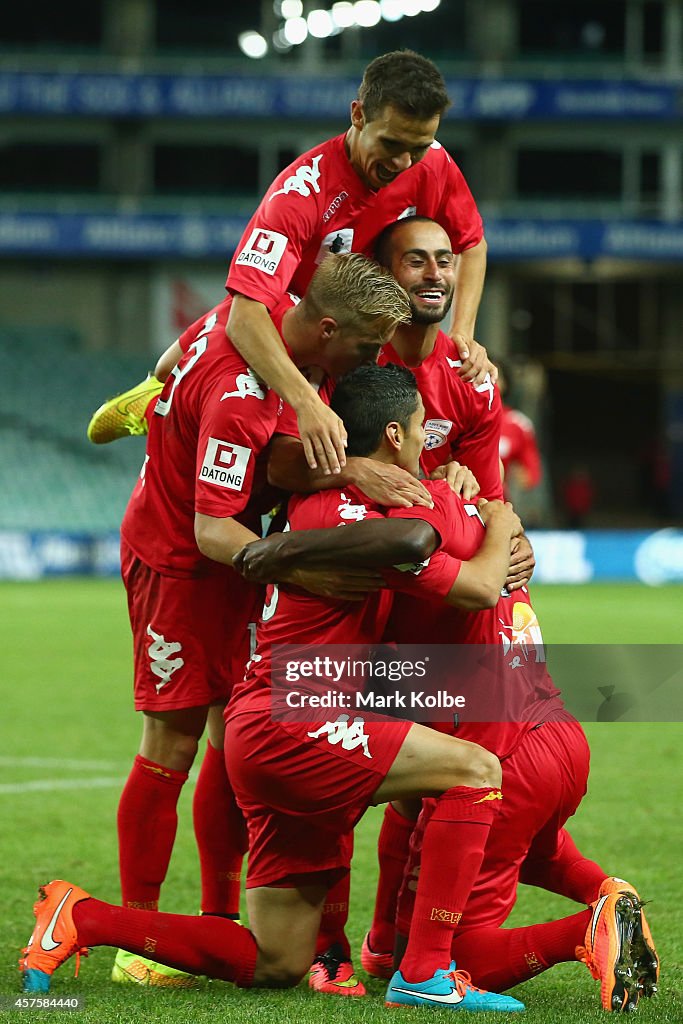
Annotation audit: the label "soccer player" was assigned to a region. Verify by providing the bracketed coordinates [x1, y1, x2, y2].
[496, 358, 543, 499]
[20, 377, 527, 1010]
[225, 50, 491, 475]
[107, 254, 412, 985]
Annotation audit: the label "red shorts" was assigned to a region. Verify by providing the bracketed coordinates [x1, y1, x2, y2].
[224, 698, 411, 889]
[121, 540, 263, 711]
[397, 717, 590, 933]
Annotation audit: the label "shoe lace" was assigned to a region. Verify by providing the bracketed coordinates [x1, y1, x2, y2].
[445, 968, 486, 995]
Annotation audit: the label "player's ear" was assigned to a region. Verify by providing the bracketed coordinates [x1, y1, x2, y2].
[384, 420, 402, 453]
[350, 100, 365, 131]
[319, 316, 338, 342]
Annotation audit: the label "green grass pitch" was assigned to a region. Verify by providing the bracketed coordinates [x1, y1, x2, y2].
[0, 580, 681, 1022]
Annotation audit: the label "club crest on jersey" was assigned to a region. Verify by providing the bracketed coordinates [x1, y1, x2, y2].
[270, 154, 323, 199]
[199, 437, 251, 490]
[315, 228, 355, 265]
[235, 228, 288, 276]
[424, 418, 453, 451]
[221, 370, 266, 402]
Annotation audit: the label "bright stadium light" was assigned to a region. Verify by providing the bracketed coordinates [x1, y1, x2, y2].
[272, 28, 293, 51]
[354, 0, 382, 27]
[308, 8, 335, 37]
[380, 0, 404, 20]
[420, 0, 441, 10]
[283, 15, 308, 44]
[400, 0, 422, 15]
[280, 0, 303, 17]
[331, 1, 355, 28]
[238, 31, 268, 58]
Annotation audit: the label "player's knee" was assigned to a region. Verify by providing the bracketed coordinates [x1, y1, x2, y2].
[253, 952, 309, 988]
[464, 745, 502, 789]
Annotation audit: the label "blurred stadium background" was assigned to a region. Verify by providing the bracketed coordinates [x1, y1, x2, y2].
[1, 0, 682, 584]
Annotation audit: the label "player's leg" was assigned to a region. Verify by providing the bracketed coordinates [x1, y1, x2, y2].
[375, 724, 523, 1011]
[361, 798, 420, 979]
[193, 703, 248, 919]
[20, 878, 324, 993]
[87, 375, 163, 443]
[309, 849, 366, 997]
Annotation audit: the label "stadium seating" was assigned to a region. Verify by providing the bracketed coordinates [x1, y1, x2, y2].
[1, 327, 151, 531]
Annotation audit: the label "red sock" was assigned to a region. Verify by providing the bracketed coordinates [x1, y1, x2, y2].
[450, 910, 591, 991]
[193, 741, 247, 916]
[520, 828, 606, 905]
[73, 898, 256, 987]
[117, 755, 188, 910]
[315, 867, 351, 959]
[368, 803, 414, 953]
[400, 787, 501, 983]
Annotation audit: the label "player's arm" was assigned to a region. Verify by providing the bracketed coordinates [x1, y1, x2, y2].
[154, 340, 183, 382]
[194, 513, 259, 565]
[227, 295, 347, 474]
[233, 518, 439, 582]
[441, 500, 518, 609]
[268, 435, 433, 508]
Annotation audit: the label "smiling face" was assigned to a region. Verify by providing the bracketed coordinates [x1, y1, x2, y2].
[348, 102, 440, 191]
[386, 220, 456, 325]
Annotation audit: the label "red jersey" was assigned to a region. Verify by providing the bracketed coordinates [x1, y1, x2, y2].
[120, 294, 295, 577]
[379, 330, 503, 500]
[499, 405, 542, 492]
[231, 482, 461, 710]
[384, 484, 562, 758]
[226, 133, 482, 309]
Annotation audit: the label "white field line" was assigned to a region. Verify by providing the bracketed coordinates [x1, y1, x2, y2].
[0, 777, 123, 794]
[0, 756, 125, 771]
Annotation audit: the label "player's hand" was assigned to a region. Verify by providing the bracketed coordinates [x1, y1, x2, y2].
[286, 565, 383, 601]
[505, 533, 536, 591]
[352, 461, 433, 508]
[451, 334, 498, 387]
[234, 535, 291, 583]
[430, 461, 480, 500]
[476, 498, 522, 537]
[296, 397, 347, 474]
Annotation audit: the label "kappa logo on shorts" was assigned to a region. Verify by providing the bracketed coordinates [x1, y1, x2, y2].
[307, 714, 372, 759]
[424, 418, 453, 451]
[235, 228, 288, 276]
[146, 625, 185, 693]
[199, 438, 251, 490]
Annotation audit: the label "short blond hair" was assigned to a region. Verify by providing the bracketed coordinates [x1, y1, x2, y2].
[305, 253, 411, 342]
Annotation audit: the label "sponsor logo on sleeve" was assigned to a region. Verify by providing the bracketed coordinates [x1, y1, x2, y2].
[269, 154, 323, 199]
[199, 438, 251, 490]
[424, 418, 453, 451]
[315, 228, 355, 265]
[235, 228, 288, 276]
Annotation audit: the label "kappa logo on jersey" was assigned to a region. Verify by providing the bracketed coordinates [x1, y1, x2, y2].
[199, 437, 251, 490]
[315, 228, 355, 265]
[220, 370, 266, 402]
[270, 154, 323, 199]
[235, 228, 288, 276]
[337, 492, 368, 522]
[398, 206, 417, 220]
[307, 715, 372, 759]
[446, 357, 496, 410]
[323, 190, 349, 223]
[424, 418, 453, 451]
[146, 625, 184, 692]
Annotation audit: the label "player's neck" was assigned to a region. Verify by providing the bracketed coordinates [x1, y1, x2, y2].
[389, 323, 438, 367]
[281, 306, 319, 366]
